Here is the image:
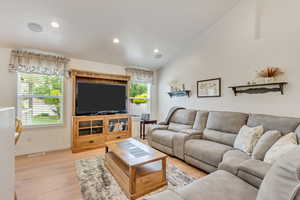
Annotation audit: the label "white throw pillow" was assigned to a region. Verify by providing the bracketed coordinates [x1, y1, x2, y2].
[264, 132, 298, 164]
[234, 125, 264, 154]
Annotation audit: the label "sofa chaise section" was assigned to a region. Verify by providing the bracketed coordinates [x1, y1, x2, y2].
[148, 170, 258, 200]
[145, 147, 300, 200]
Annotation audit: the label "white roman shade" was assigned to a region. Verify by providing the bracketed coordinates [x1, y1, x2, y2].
[125, 67, 154, 83]
[9, 50, 69, 76]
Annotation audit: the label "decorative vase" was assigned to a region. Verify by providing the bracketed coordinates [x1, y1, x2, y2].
[264, 77, 275, 83]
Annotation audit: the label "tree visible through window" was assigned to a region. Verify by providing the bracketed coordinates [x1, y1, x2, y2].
[129, 82, 151, 116]
[17, 73, 64, 126]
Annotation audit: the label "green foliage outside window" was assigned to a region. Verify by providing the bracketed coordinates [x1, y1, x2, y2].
[19, 73, 63, 125]
[31, 75, 63, 118]
[129, 82, 149, 105]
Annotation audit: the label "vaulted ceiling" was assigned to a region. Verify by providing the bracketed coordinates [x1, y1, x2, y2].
[0, 0, 240, 69]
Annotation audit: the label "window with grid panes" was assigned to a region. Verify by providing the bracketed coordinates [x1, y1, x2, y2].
[17, 72, 64, 126]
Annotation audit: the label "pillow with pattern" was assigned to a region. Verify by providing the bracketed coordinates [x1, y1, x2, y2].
[234, 125, 264, 155]
[264, 132, 298, 164]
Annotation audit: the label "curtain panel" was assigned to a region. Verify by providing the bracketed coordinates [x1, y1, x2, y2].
[125, 67, 154, 83]
[9, 50, 70, 76]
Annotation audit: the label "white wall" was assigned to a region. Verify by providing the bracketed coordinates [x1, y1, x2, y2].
[157, 0, 300, 120]
[0, 47, 157, 155]
[0, 107, 15, 200]
[0, 47, 127, 155]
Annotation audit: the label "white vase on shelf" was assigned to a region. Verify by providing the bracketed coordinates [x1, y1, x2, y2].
[264, 77, 275, 83]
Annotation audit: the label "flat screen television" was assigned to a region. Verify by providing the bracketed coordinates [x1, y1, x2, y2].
[76, 81, 127, 115]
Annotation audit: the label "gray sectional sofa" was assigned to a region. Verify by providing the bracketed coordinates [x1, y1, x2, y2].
[147, 147, 300, 200]
[148, 107, 300, 194]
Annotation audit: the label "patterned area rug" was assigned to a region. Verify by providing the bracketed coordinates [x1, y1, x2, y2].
[75, 156, 196, 200]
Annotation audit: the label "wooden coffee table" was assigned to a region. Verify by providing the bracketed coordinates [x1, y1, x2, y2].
[104, 138, 168, 200]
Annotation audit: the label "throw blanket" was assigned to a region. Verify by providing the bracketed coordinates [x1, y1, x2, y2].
[160, 106, 185, 125]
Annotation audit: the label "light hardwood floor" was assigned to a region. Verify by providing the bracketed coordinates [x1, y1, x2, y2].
[16, 146, 206, 200]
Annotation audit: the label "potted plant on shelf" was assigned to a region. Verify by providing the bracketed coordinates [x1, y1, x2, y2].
[257, 67, 284, 83]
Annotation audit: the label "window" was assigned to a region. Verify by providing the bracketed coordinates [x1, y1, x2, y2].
[17, 72, 64, 126]
[128, 82, 151, 116]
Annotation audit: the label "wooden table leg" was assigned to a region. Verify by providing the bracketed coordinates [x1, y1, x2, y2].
[129, 166, 136, 196]
[162, 157, 167, 182]
[143, 123, 146, 140]
[140, 121, 143, 139]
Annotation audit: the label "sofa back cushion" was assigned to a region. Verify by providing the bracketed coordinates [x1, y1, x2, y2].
[257, 147, 300, 200]
[163, 106, 185, 124]
[203, 128, 236, 146]
[168, 122, 192, 132]
[247, 114, 300, 135]
[192, 111, 209, 131]
[252, 130, 282, 161]
[169, 109, 197, 125]
[206, 111, 249, 133]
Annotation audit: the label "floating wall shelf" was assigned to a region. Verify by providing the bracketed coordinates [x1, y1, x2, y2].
[229, 82, 288, 96]
[168, 90, 191, 98]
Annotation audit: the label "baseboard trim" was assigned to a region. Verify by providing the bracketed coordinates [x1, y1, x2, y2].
[15, 148, 71, 159]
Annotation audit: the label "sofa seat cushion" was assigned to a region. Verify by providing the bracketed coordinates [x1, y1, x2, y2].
[185, 139, 232, 167]
[151, 129, 178, 147]
[150, 141, 173, 155]
[218, 150, 250, 175]
[176, 170, 257, 200]
[185, 156, 217, 173]
[203, 128, 236, 146]
[237, 159, 271, 188]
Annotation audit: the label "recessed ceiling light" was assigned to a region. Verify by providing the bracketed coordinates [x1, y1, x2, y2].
[51, 21, 60, 28]
[154, 49, 160, 53]
[113, 38, 120, 44]
[27, 22, 43, 32]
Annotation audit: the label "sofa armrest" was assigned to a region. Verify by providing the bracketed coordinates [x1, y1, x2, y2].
[238, 159, 271, 179]
[158, 121, 169, 126]
[151, 124, 169, 130]
[237, 159, 272, 188]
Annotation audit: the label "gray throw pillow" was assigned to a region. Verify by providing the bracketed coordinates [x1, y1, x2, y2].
[252, 130, 281, 161]
[256, 147, 300, 200]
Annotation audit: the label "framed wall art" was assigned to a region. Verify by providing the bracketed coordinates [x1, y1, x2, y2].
[197, 78, 221, 98]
